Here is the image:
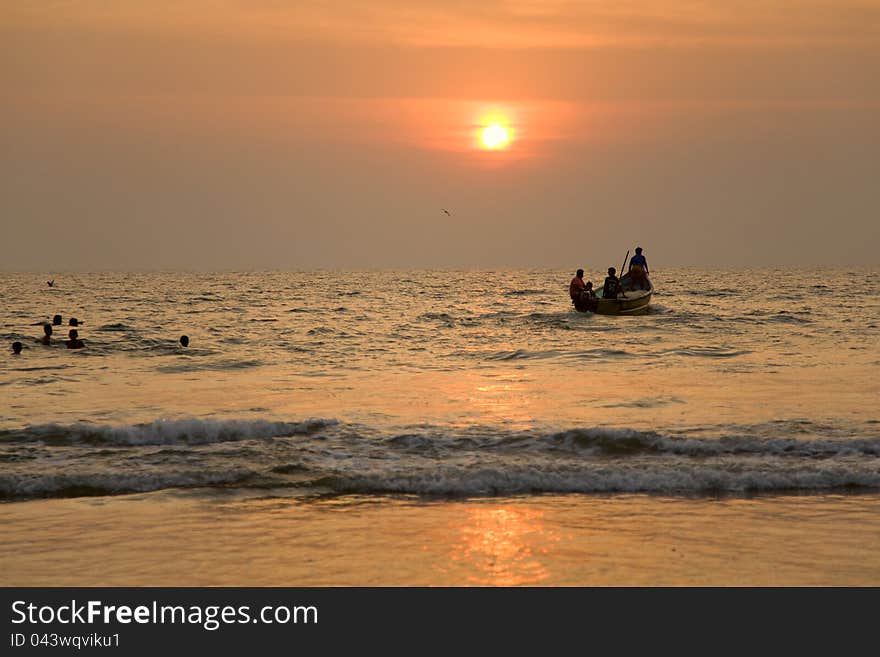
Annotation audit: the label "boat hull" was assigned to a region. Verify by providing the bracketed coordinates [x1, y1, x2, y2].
[573, 272, 653, 315]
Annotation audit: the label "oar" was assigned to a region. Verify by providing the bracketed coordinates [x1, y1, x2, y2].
[618, 249, 630, 300]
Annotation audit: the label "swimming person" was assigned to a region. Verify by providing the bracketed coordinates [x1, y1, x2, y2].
[66, 329, 85, 349]
[52, 315, 62, 326]
[603, 267, 627, 299]
[12, 341, 23, 355]
[179, 335, 189, 347]
[38, 323, 53, 345]
[628, 247, 650, 290]
[69, 317, 80, 327]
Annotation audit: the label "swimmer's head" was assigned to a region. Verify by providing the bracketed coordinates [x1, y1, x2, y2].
[69, 317, 79, 326]
[53, 315, 62, 325]
[12, 341, 23, 354]
[68, 329, 78, 340]
[179, 335, 189, 347]
[43, 324, 52, 336]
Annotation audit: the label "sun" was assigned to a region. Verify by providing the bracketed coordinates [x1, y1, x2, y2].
[481, 123, 510, 149]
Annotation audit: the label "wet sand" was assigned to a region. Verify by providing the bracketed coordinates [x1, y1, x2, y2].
[2, 492, 878, 586]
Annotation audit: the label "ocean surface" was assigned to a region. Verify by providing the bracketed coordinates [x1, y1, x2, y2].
[2, 268, 879, 503]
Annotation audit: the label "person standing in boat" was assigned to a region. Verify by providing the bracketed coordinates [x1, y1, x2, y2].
[603, 267, 627, 299]
[628, 247, 650, 290]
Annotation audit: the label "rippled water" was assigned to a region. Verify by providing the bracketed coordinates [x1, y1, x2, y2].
[2, 268, 878, 500]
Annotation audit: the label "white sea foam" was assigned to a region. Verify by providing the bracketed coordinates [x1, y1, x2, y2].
[0, 469, 256, 499]
[321, 462, 880, 496]
[378, 427, 880, 458]
[2, 418, 338, 446]
[1, 418, 879, 499]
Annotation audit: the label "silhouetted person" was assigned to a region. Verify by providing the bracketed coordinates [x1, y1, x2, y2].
[629, 247, 649, 274]
[66, 329, 85, 349]
[583, 281, 596, 300]
[38, 324, 53, 345]
[69, 317, 80, 327]
[603, 267, 626, 299]
[12, 341, 23, 355]
[179, 335, 189, 347]
[569, 269, 587, 302]
[52, 315, 62, 326]
[628, 246, 650, 290]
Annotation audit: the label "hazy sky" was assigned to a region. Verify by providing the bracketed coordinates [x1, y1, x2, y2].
[2, 1, 878, 270]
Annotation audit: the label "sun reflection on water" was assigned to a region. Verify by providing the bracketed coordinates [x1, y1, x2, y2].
[446, 506, 559, 586]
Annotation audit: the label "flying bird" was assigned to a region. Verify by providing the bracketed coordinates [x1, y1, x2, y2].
[47, 280, 54, 287]
[442, 209, 451, 216]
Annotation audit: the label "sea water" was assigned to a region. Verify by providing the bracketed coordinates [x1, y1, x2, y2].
[1, 268, 879, 584]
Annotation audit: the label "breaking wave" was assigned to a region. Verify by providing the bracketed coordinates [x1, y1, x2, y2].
[1, 418, 878, 500]
[0, 469, 257, 500]
[318, 463, 880, 496]
[0, 417, 338, 447]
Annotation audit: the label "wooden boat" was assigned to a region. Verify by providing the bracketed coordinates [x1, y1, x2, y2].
[573, 272, 653, 315]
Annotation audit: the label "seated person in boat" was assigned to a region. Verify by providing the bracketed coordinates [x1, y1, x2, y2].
[569, 269, 587, 302]
[583, 281, 596, 300]
[603, 267, 627, 299]
[570, 271, 599, 310]
[628, 247, 650, 290]
[581, 281, 598, 309]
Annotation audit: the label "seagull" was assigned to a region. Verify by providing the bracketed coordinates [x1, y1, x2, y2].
[441, 209, 451, 216]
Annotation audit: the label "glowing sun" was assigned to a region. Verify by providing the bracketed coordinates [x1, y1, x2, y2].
[481, 124, 510, 149]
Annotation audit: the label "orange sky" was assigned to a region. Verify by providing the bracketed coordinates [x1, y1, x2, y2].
[2, 1, 878, 268]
